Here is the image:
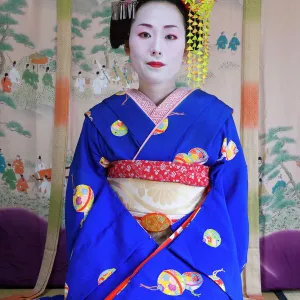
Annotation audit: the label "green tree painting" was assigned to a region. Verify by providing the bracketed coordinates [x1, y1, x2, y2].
[70, 17, 93, 71]
[39, 48, 56, 73]
[91, 4, 125, 69]
[0, 92, 31, 137]
[259, 126, 300, 231]
[0, 0, 35, 74]
[40, 17, 93, 73]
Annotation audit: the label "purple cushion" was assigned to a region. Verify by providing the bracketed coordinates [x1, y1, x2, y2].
[260, 230, 300, 290]
[0, 208, 68, 288]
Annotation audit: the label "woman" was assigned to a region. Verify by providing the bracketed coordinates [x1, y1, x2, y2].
[74, 71, 85, 92]
[39, 175, 51, 199]
[9, 61, 21, 85]
[16, 174, 29, 193]
[1, 73, 12, 93]
[35, 155, 45, 173]
[12, 155, 24, 175]
[0, 149, 6, 173]
[43, 0, 248, 299]
[43, 66, 54, 88]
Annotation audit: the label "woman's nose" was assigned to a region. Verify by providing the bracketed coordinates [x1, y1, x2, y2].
[151, 50, 162, 56]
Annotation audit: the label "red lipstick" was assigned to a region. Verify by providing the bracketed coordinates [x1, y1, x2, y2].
[147, 61, 165, 68]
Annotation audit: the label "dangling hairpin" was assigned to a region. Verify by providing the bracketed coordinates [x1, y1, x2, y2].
[181, 0, 215, 88]
[111, 0, 138, 21]
[111, 1, 119, 20]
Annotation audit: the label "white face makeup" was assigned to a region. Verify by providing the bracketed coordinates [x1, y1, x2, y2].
[128, 2, 186, 86]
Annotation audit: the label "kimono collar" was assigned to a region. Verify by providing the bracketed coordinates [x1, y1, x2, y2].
[126, 88, 195, 125]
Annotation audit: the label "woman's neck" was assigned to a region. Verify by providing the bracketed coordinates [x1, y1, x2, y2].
[138, 81, 177, 106]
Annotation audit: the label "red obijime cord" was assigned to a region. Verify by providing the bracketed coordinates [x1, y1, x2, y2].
[104, 193, 208, 300]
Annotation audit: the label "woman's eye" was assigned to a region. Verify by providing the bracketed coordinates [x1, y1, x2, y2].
[166, 35, 177, 40]
[138, 32, 151, 38]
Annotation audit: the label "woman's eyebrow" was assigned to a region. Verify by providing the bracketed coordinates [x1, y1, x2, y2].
[137, 23, 178, 29]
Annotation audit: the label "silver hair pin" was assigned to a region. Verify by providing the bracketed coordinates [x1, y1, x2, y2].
[111, 2, 119, 20]
[111, 0, 137, 20]
[122, 1, 127, 19]
[128, 2, 132, 18]
[119, 1, 123, 20]
[132, 1, 136, 19]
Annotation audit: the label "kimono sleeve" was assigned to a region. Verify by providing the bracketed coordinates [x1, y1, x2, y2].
[65, 117, 107, 258]
[215, 115, 249, 272]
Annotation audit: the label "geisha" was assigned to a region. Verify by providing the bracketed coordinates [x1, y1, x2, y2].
[41, 0, 248, 299]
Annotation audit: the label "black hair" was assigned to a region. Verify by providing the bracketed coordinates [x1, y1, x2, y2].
[46, 67, 49, 71]
[96, 71, 100, 75]
[110, 0, 189, 49]
[26, 64, 29, 68]
[13, 61, 16, 65]
[38, 155, 41, 159]
[4, 73, 8, 76]
[78, 71, 81, 75]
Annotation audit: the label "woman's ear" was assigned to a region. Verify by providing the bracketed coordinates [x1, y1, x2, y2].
[124, 40, 130, 56]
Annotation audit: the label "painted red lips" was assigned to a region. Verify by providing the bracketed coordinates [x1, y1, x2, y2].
[147, 61, 165, 68]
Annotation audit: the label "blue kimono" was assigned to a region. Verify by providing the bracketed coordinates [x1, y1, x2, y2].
[42, 88, 248, 300]
[0, 151, 6, 173]
[228, 36, 241, 51]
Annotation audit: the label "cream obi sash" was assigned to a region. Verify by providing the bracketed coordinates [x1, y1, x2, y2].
[107, 160, 210, 233]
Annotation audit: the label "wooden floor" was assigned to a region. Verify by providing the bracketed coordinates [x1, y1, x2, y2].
[0, 290, 283, 299]
[263, 293, 281, 300]
[283, 291, 300, 300]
